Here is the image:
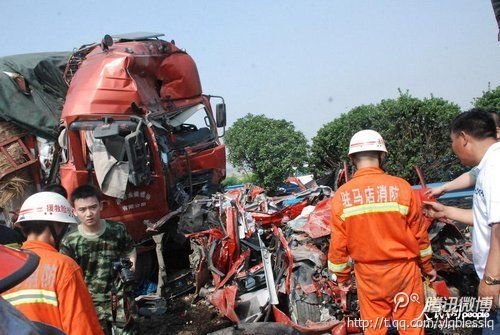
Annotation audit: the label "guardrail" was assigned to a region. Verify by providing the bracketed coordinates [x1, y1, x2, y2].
[412, 182, 474, 200]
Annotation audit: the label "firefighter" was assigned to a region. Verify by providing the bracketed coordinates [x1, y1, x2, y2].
[1, 192, 103, 335]
[328, 130, 436, 335]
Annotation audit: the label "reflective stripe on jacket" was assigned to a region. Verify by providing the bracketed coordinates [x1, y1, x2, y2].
[1, 240, 104, 335]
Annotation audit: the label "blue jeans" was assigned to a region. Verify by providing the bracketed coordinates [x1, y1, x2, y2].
[483, 309, 500, 335]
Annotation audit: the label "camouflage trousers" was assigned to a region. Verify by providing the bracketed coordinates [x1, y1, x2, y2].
[94, 290, 138, 335]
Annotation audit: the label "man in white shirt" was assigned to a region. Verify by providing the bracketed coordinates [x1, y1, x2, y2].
[424, 109, 499, 335]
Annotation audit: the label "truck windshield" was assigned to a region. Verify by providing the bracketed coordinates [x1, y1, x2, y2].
[151, 103, 216, 152]
[166, 104, 213, 132]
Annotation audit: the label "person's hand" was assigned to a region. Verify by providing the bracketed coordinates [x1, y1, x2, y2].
[424, 268, 437, 282]
[333, 272, 352, 291]
[478, 280, 500, 309]
[423, 201, 448, 219]
[425, 185, 446, 198]
[338, 279, 352, 291]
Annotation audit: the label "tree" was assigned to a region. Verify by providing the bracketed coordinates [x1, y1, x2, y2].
[309, 104, 378, 178]
[374, 93, 464, 184]
[224, 114, 308, 191]
[473, 85, 500, 110]
[311, 92, 465, 185]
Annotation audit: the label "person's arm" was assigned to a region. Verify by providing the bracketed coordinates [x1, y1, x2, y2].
[407, 189, 436, 281]
[59, 236, 74, 257]
[426, 171, 476, 198]
[478, 223, 500, 306]
[423, 201, 474, 226]
[478, 162, 500, 305]
[327, 197, 351, 286]
[59, 267, 104, 335]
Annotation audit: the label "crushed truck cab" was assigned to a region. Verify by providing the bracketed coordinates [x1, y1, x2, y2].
[59, 33, 226, 242]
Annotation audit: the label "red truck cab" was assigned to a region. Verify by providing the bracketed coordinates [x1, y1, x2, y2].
[59, 33, 226, 242]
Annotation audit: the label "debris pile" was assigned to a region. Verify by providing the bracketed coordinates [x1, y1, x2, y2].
[178, 185, 354, 333]
[175, 183, 477, 334]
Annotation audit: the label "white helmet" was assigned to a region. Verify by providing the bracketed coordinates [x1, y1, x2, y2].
[17, 192, 77, 224]
[348, 130, 387, 156]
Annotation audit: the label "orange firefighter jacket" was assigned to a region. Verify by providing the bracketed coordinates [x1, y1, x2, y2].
[328, 167, 433, 280]
[2, 240, 104, 335]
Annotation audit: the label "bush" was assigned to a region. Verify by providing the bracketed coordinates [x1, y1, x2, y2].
[225, 114, 308, 191]
[310, 91, 465, 184]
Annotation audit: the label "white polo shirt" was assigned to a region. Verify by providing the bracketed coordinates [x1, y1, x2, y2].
[472, 141, 500, 279]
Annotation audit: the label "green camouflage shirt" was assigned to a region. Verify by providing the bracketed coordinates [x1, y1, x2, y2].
[60, 219, 134, 304]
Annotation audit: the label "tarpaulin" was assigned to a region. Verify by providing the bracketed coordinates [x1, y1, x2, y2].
[0, 53, 70, 140]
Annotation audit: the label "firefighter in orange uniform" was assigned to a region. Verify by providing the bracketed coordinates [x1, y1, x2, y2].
[328, 130, 436, 335]
[1, 192, 104, 335]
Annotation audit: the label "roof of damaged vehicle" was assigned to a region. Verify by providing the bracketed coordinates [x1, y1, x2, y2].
[111, 32, 165, 41]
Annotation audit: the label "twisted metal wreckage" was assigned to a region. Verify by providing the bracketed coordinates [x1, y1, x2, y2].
[162, 175, 477, 335]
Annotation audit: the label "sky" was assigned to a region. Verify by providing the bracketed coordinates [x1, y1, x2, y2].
[1, 1, 499, 140]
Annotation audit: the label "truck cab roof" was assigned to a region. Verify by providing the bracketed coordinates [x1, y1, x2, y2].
[111, 32, 165, 41]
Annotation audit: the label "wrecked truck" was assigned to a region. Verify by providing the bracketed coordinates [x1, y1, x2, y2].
[0, 33, 227, 290]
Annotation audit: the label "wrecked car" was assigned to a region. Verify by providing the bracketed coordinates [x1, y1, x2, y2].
[178, 179, 476, 334]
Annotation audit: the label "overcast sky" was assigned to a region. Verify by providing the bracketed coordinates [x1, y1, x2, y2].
[1, 1, 499, 139]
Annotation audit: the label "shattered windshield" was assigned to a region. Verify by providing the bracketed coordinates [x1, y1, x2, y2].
[165, 104, 213, 131]
[151, 103, 216, 150]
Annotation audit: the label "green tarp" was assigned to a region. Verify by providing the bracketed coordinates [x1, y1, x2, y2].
[0, 52, 71, 140]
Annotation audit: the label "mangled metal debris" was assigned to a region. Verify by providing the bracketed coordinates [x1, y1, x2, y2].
[175, 182, 476, 334]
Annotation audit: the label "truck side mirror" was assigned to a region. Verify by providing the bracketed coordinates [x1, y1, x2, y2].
[216, 103, 226, 128]
[100, 34, 114, 52]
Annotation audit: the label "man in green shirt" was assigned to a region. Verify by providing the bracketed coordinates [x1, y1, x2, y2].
[60, 185, 138, 335]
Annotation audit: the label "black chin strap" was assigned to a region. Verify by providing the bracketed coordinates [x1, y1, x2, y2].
[48, 223, 68, 249]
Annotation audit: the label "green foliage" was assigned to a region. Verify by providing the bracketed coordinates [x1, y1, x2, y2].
[375, 93, 464, 183]
[225, 114, 308, 191]
[309, 104, 378, 178]
[473, 86, 500, 110]
[311, 92, 466, 184]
